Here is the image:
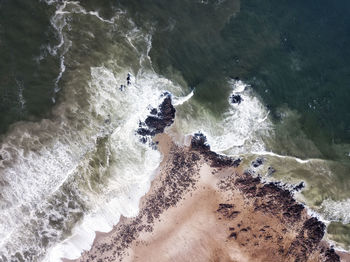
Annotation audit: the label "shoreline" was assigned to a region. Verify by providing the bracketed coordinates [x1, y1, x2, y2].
[70, 131, 349, 262]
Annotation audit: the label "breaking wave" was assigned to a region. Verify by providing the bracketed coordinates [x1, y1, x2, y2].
[0, 1, 186, 261]
[173, 79, 272, 156]
[1, 1, 349, 261]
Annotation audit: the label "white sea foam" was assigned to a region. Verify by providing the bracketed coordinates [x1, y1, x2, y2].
[251, 150, 315, 164]
[46, 0, 71, 100]
[0, 3, 186, 260]
[3, 1, 349, 259]
[173, 89, 194, 106]
[174, 79, 272, 155]
[321, 198, 350, 224]
[44, 66, 185, 261]
[0, 64, 184, 261]
[44, 0, 120, 98]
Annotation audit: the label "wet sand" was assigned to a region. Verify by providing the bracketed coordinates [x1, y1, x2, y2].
[71, 132, 346, 262]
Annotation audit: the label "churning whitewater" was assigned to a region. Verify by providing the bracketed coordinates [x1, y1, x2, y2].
[0, 1, 182, 261]
[1, 1, 349, 261]
[174, 79, 272, 156]
[0, 2, 272, 261]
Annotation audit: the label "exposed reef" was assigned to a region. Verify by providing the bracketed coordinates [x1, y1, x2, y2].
[75, 98, 342, 262]
[137, 93, 176, 139]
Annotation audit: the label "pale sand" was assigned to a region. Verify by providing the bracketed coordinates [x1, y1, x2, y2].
[71, 133, 348, 262]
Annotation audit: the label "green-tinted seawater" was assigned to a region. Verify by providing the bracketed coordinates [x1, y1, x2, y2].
[2, 0, 349, 156]
[79, 0, 350, 250]
[110, 0, 350, 159]
[1, 0, 350, 259]
[81, 0, 350, 250]
[0, 0, 59, 133]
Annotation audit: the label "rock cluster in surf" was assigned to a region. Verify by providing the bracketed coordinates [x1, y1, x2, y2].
[191, 132, 241, 168]
[230, 94, 243, 104]
[79, 143, 201, 262]
[79, 97, 341, 262]
[137, 93, 176, 142]
[191, 133, 339, 262]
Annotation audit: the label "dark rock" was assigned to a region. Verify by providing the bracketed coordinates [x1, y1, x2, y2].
[190, 133, 241, 168]
[104, 115, 111, 124]
[150, 108, 158, 115]
[235, 173, 261, 196]
[145, 116, 165, 134]
[191, 133, 210, 151]
[160, 91, 171, 97]
[217, 203, 240, 220]
[158, 96, 176, 124]
[136, 95, 176, 141]
[139, 137, 147, 144]
[229, 232, 237, 239]
[303, 217, 325, 243]
[191, 153, 200, 162]
[287, 217, 327, 261]
[217, 203, 234, 211]
[283, 204, 304, 220]
[293, 182, 305, 192]
[230, 94, 243, 104]
[235, 180, 305, 223]
[127, 73, 131, 85]
[267, 166, 276, 175]
[233, 158, 242, 167]
[251, 157, 263, 168]
[324, 247, 340, 262]
[137, 128, 150, 137]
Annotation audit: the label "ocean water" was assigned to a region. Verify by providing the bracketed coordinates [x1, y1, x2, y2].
[0, 0, 349, 261]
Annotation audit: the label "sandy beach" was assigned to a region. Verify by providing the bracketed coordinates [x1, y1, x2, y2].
[70, 131, 348, 262]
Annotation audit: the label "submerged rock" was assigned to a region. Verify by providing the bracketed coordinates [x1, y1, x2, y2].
[267, 166, 276, 176]
[230, 94, 243, 104]
[251, 157, 264, 168]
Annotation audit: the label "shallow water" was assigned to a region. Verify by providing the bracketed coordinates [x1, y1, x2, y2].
[0, 0, 350, 260]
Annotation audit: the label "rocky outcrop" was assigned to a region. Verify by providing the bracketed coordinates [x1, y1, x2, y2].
[286, 217, 326, 261]
[137, 93, 176, 142]
[79, 144, 201, 262]
[230, 94, 243, 104]
[324, 248, 341, 262]
[191, 132, 241, 168]
[78, 131, 342, 262]
[251, 157, 264, 168]
[79, 97, 342, 262]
